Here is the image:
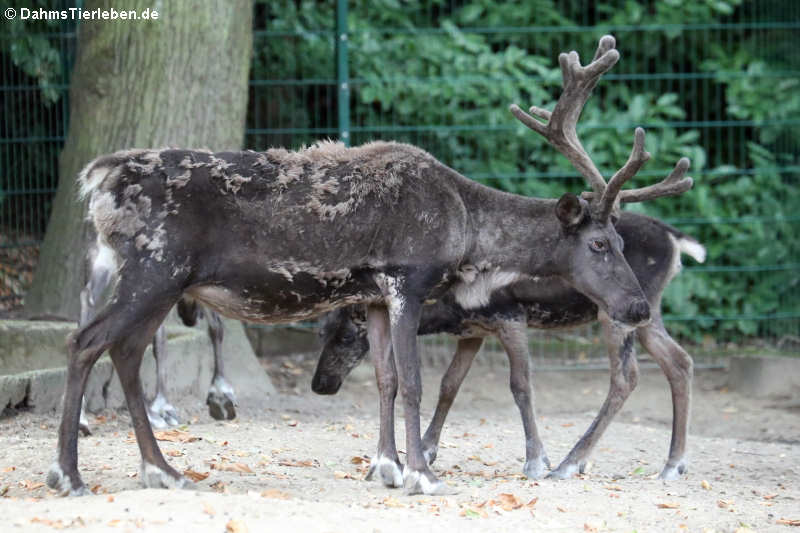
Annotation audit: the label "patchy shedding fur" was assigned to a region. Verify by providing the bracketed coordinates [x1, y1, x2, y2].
[453, 265, 522, 309]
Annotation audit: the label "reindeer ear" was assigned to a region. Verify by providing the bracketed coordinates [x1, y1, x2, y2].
[555, 193, 586, 227]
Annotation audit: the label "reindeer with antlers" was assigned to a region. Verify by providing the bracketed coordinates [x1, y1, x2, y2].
[313, 35, 699, 483]
[51, 35, 687, 496]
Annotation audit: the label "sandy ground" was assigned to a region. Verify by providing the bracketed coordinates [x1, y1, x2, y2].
[1, 353, 799, 532]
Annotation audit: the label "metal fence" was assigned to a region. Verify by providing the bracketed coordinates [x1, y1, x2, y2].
[1, 1, 798, 364]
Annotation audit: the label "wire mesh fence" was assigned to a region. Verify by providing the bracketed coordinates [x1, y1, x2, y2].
[1, 1, 798, 365]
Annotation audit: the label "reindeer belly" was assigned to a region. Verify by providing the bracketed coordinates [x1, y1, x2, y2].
[186, 269, 381, 324]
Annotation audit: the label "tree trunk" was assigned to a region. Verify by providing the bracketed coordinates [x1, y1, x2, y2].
[25, 0, 253, 319]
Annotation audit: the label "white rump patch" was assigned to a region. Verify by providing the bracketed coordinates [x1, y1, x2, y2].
[453, 269, 521, 309]
[93, 238, 117, 273]
[677, 237, 706, 263]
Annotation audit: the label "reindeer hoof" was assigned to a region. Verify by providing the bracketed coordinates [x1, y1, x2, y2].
[207, 392, 236, 421]
[78, 409, 91, 436]
[149, 395, 180, 427]
[422, 444, 438, 466]
[46, 463, 88, 497]
[140, 462, 193, 490]
[207, 377, 237, 421]
[402, 467, 455, 496]
[523, 454, 550, 480]
[365, 455, 403, 488]
[547, 461, 581, 480]
[658, 460, 688, 480]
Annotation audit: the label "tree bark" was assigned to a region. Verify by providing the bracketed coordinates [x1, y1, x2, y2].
[25, 0, 253, 319]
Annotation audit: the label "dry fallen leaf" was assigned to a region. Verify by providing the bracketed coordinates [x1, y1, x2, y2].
[278, 459, 317, 468]
[701, 480, 712, 490]
[203, 502, 216, 516]
[2, 466, 15, 473]
[107, 495, 114, 503]
[210, 481, 227, 493]
[211, 462, 253, 474]
[382, 496, 406, 508]
[776, 519, 800, 526]
[183, 469, 210, 482]
[350, 456, 369, 465]
[497, 493, 523, 511]
[584, 524, 598, 533]
[657, 502, 680, 509]
[717, 499, 733, 509]
[154, 429, 200, 443]
[334, 471, 355, 480]
[261, 489, 291, 500]
[764, 494, 778, 500]
[557, 506, 567, 513]
[166, 450, 184, 457]
[31, 517, 67, 529]
[460, 505, 488, 518]
[226, 519, 248, 533]
[19, 480, 45, 491]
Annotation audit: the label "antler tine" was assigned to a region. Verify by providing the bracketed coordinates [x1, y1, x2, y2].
[617, 157, 693, 203]
[582, 157, 694, 206]
[597, 127, 651, 219]
[510, 35, 620, 196]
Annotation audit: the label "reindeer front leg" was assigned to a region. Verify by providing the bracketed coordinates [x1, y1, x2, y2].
[364, 305, 403, 487]
[549, 312, 639, 479]
[378, 273, 451, 496]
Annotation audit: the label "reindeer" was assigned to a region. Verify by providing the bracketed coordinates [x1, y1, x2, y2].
[313, 211, 705, 481]
[48, 35, 684, 497]
[313, 35, 697, 487]
[78, 238, 237, 434]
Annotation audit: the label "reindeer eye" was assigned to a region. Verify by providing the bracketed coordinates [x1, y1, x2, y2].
[590, 239, 606, 252]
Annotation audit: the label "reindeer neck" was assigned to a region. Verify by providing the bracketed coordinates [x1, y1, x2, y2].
[456, 178, 562, 277]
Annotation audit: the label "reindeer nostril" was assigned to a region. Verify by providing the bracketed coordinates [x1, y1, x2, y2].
[628, 299, 650, 323]
[311, 373, 341, 395]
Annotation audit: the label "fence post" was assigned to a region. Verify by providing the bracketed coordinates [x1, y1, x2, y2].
[335, 0, 350, 146]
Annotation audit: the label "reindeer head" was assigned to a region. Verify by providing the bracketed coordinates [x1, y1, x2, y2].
[510, 35, 693, 327]
[312, 305, 368, 394]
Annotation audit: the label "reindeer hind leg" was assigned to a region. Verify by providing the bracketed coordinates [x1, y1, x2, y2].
[204, 309, 237, 420]
[147, 324, 180, 428]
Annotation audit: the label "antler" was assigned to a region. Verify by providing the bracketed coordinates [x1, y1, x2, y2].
[510, 35, 619, 197]
[510, 35, 694, 220]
